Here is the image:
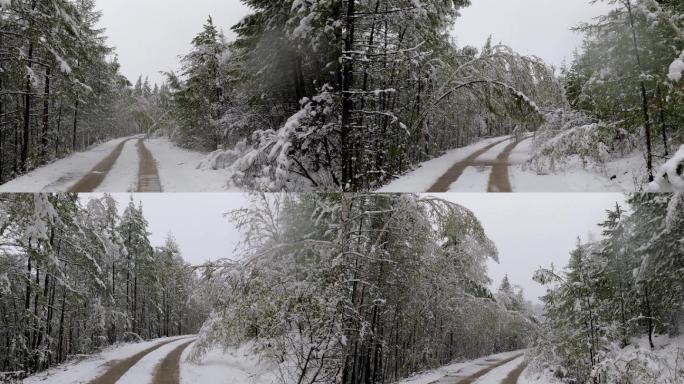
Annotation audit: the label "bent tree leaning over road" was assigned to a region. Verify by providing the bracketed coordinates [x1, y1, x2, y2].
[2, 0, 683, 191]
[189, 193, 537, 384]
[0, 194, 208, 378]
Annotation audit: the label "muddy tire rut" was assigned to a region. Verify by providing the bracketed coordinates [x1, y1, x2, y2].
[427, 138, 511, 193]
[68, 138, 133, 192]
[89, 338, 185, 384]
[136, 139, 162, 192]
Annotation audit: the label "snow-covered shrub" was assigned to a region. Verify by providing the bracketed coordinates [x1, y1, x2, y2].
[648, 145, 684, 192]
[202, 85, 340, 191]
[526, 110, 638, 174]
[592, 342, 684, 384]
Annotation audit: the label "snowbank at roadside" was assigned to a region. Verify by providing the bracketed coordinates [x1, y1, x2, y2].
[180, 342, 279, 384]
[648, 145, 684, 192]
[144, 137, 238, 192]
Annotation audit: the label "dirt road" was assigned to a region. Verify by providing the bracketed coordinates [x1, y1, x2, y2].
[68, 138, 134, 192]
[430, 353, 526, 384]
[428, 136, 531, 193]
[501, 362, 528, 384]
[66, 136, 163, 193]
[88, 337, 195, 384]
[428, 138, 512, 192]
[151, 340, 195, 384]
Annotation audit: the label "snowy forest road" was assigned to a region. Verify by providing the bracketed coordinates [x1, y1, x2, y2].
[427, 136, 531, 193]
[427, 137, 512, 192]
[66, 136, 163, 193]
[90, 337, 196, 384]
[67, 137, 136, 192]
[151, 340, 195, 384]
[430, 353, 525, 384]
[89, 337, 195, 384]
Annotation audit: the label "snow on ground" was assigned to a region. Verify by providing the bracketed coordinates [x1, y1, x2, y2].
[473, 356, 525, 384]
[518, 367, 562, 384]
[95, 139, 139, 192]
[379, 136, 511, 192]
[180, 342, 279, 384]
[476, 140, 513, 162]
[520, 334, 684, 383]
[117, 338, 194, 384]
[0, 137, 132, 192]
[22, 336, 189, 384]
[144, 137, 237, 192]
[511, 151, 643, 192]
[394, 350, 524, 384]
[378, 134, 643, 193]
[449, 166, 492, 192]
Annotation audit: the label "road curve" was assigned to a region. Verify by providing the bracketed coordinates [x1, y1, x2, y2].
[68, 138, 134, 192]
[427, 137, 512, 193]
[89, 338, 188, 384]
[455, 354, 524, 384]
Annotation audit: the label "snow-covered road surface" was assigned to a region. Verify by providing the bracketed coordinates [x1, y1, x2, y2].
[22, 336, 193, 384]
[380, 135, 637, 192]
[396, 350, 527, 384]
[0, 136, 237, 192]
[22, 337, 278, 384]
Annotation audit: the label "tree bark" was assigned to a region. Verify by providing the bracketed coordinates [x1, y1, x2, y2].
[626, 0, 654, 181]
[41, 68, 51, 162]
[341, 0, 356, 191]
[71, 98, 79, 152]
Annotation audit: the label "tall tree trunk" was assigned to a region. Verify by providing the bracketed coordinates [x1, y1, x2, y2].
[21, 42, 34, 171]
[340, 0, 356, 191]
[71, 98, 79, 152]
[41, 68, 51, 162]
[55, 100, 62, 156]
[656, 85, 668, 156]
[57, 288, 66, 363]
[626, 0, 654, 182]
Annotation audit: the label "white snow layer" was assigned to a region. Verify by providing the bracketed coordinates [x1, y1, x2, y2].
[380, 135, 638, 193]
[180, 342, 279, 384]
[95, 139, 139, 192]
[394, 350, 524, 384]
[473, 356, 525, 384]
[117, 338, 195, 384]
[0, 136, 239, 192]
[378, 136, 512, 192]
[668, 53, 684, 82]
[648, 145, 684, 192]
[144, 137, 238, 192]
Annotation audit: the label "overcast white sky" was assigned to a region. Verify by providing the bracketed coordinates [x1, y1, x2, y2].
[96, 0, 613, 84]
[83, 193, 625, 304]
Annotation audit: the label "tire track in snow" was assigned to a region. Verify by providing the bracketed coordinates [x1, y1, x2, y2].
[431, 353, 524, 384]
[501, 361, 528, 384]
[88, 337, 192, 384]
[67, 138, 134, 192]
[151, 340, 195, 384]
[487, 136, 531, 193]
[136, 139, 163, 192]
[427, 137, 512, 192]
